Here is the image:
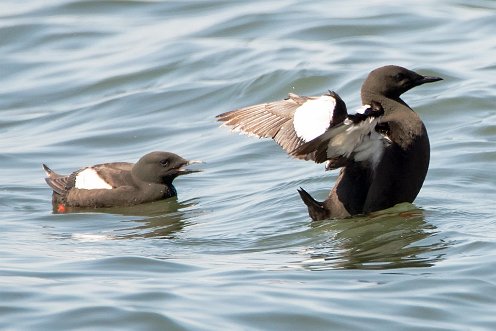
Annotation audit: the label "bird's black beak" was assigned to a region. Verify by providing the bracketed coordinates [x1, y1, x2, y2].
[416, 75, 443, 86]
[176, 160, 203, 176]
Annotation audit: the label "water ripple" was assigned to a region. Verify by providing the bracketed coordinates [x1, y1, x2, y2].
[1, 0, 496, 330]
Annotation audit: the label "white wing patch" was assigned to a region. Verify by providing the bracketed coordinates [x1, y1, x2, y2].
[293, 95, 336, 142]
[75, 168, 112, 190]
[355, 104, 371, 114]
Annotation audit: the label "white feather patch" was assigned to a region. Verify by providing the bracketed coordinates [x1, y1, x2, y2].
[355, 104, 371, 114]
[352, 129, 386, 169]
[326, 117, 389, 170]
[293, 95, 336, 142]
[75, 168, 112, 190]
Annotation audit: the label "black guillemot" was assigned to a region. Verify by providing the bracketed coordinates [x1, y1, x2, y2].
[217, 65, 442, 220]
[43, 151, 201, 209]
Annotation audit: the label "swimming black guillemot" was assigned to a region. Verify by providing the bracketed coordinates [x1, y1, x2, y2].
[43, 151, 201, 209]
[216, 65, 442, 220]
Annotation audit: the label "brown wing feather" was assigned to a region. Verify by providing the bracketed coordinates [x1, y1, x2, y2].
[216, 94, 303, 138]
[92, 162, 134, 188]
[217, 93, 325, 160]
[290, 122, 351, 163]
[43, 162, 136, 199]
[291, 105, 385, 170]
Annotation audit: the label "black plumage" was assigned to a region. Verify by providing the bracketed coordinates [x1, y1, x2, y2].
[43, 151, 201, 209]
[217, 65, 442, 220]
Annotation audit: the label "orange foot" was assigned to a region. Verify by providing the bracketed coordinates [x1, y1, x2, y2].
[57, 204, 66, 213]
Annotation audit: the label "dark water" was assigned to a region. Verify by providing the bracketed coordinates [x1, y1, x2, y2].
[2, 0, 496, 330]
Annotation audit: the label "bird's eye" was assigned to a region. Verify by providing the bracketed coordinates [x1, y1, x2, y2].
[394, 73, 406, 81]
[160, 159, 169, 167]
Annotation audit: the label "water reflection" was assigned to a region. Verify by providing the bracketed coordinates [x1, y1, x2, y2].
[52, 198, 199, 239]
[303, 204, 448, 270]
[116, 199, 199, 239]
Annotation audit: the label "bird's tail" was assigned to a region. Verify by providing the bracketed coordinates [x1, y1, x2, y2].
[42, 164, 54, 177]
[297, 187, 329, 221]
[42, 164, 67, 195]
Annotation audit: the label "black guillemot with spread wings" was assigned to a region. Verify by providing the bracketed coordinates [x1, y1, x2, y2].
[216, 65, 442, 220]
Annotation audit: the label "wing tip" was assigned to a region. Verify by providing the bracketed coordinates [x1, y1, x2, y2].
[215, 111, 231, 121]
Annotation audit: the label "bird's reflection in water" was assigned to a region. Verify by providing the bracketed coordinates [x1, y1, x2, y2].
[302, 203, 448, 270]
[117, 198, 200, 239]
[55, 198, 200, 239]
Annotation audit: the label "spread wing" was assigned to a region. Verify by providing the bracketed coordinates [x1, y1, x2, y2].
[291, 101, 391, 170]
[217, 91, 348, 160]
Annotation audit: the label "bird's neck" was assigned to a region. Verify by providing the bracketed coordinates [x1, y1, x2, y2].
[361, 90, 411, 110]
[361, 90, 425, 150]
[164, 184, 177, 198]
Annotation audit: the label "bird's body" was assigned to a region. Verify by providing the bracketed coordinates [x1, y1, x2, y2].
[217, 65, 442, 220]
[43, 151, 201, 209]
